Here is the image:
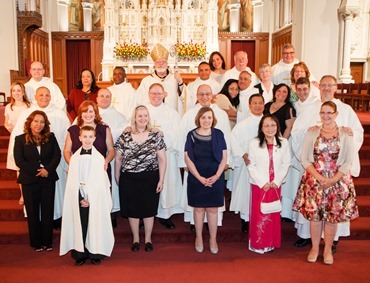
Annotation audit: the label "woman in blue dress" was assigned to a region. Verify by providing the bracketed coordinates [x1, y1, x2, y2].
[185, 107, 227, 254]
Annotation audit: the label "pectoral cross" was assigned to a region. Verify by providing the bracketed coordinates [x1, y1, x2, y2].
[111, 97, 119, 107]
[152, 120, 161, 129]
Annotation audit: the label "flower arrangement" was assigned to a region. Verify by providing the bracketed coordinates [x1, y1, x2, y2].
[114, 41, 149, 61]
[175, 41, 206, 62]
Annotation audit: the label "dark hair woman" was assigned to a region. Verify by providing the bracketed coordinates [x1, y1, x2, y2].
[67, 69, 100, 121]
[14, 110, 61, 252]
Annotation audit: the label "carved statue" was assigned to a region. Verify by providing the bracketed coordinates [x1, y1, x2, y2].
[240, 0, 253, 32]
[92, 0, 103, 30]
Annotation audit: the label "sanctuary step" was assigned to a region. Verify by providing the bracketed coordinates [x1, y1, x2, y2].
[1, 115, 370, 245]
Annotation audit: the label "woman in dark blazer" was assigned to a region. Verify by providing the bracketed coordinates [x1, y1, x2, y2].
[14, 110, 61, 252]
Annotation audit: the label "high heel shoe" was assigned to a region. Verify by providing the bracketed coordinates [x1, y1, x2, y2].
[195, 246, 204, 253]
[210, 247, 218, 254]
[307, 249, 318, 263]
[195, 238, 203, 253]
[323, 253, 334, 265]
[209, 240, 218, 254]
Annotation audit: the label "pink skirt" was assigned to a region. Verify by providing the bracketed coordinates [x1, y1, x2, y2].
[249, 184, 281, 253]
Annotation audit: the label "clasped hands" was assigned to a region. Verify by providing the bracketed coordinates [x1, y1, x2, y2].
[199, 175, 219, 187]
[262, 182, 278, 191]
[36, 168, 49, 178]
[317, 176, 336, 189]
[80, 199, 89, 207]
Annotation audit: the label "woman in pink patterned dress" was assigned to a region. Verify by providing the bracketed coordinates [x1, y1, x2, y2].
[247, 114, 290, 254]
[293, 101, 359, 265]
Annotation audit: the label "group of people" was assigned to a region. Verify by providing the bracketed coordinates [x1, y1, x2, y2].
[4, 43, 361, 266]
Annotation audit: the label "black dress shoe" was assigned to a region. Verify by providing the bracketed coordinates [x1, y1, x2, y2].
[159, 218, 175, 229]
[332, 240, 338, 254]
[294, 238, 311, 247]
[145, 242, 153, 252]
[190, 224, 195, 232]
[131, 242, 140, 252]
[53, 218, 62, 230]
[241, 219, 248, 233]
[75, 259, 86, 266]
[111, 218, 117, 228]
[91, 259, 101, 265]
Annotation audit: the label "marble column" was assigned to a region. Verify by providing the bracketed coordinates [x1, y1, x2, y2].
[228, 3, 241, 33]
[339, 9, 359, 83]
[57, 0, 70, 32]
[81, 2, 93, 32]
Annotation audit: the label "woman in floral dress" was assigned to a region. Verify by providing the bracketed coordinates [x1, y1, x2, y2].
[293, 101, 359, 265]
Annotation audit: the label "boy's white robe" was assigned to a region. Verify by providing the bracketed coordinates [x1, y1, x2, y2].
[60, 147, 114, 256]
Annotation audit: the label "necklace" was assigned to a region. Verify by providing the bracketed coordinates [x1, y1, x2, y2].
[137, 128, 146, 134]
[321, 124, 338, 133]
[273, 102, 283, 109]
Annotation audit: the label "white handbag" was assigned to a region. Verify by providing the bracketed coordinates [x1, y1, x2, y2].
[260, 189, 282, 214]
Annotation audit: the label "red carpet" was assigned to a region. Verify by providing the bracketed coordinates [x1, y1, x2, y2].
[1, 240, 370, 283]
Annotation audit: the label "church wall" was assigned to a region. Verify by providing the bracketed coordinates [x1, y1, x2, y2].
[0, 0, 18, 97]
[292, 0, 341, 80]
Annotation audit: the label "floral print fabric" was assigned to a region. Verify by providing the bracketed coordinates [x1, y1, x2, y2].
[293, 134, 359, 223]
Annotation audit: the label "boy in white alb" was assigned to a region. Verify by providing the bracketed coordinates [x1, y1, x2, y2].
[60, 126, 114, 266]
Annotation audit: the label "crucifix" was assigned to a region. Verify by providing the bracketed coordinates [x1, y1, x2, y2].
[152, 120, 162, 129]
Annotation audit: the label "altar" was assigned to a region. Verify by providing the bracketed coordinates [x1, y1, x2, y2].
[101, 0, 219, 79]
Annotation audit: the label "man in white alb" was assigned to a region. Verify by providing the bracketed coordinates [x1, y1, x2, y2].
[107, 67, 137, 121]
[97, 88, 128, 227]
[230, 94, 265, 232]
[221, 51, 259, 87]
[181, 62, 221, 113]
[145, 83, 183, 229]
[9, 86, 70, 227]
[237, 71, 260, 122]
[25, 61, 66, 111]
[177, 84, 231, 229]
[291, 75, 363, 252]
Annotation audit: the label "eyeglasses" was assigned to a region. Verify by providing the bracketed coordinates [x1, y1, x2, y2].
[319, 111, 336, 115]
[320, 83, 337, 88]
[149, 92, 164, 96]
[283, 52, 295, 55]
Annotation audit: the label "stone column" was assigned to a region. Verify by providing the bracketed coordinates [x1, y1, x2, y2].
[339, 8, 359, 83]
[206, 0, 219, 54]
[252, 0, 263, 32]
[228, 3, 241, 32]
[102, 0, 116, 81]
[81, 2, 93, 32]
[57, 0, 70, 32]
